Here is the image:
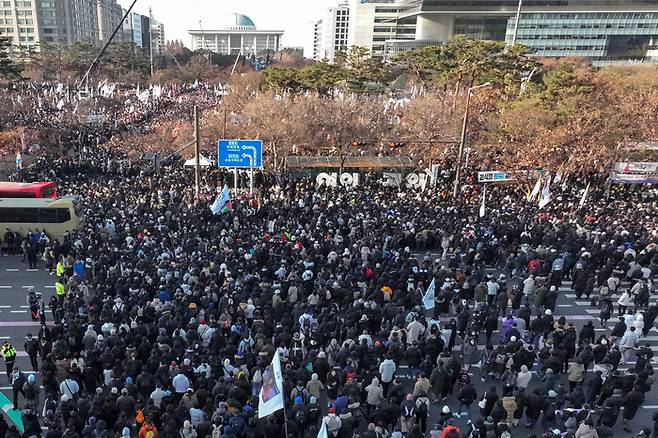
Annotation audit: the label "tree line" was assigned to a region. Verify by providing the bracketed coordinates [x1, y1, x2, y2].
[1, 35, 657, 174]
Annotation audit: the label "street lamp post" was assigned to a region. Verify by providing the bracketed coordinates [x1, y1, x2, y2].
[511, 0, 523, 46]
[452, 82, 492, 199]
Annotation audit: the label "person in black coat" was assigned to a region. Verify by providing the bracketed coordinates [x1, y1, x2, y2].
[622, 386, 645, 425]
[523, 389, 545, 428]
[585, 370, 603, 405]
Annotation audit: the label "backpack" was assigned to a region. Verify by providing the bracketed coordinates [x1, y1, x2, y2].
[326, 417, 341, 437]
[23, 382, 36, 400]
[135, 409, 145, 424]
[417, 399, 428, 416]
[294, 408, 307, 425]
[402, 403, 415, 418]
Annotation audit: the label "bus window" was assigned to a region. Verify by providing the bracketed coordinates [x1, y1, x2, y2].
[57, 208, 71, 223]
[38, 208, 58, 223]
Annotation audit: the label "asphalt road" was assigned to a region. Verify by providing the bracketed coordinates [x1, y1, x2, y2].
[0, 253, 655, 436]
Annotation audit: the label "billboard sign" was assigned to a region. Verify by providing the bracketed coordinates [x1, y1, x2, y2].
[477, 171, 513, 183]
[612, 162, 658, 184]
[218, 139, 263, 168]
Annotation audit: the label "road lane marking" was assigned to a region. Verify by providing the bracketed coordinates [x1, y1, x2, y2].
[5, 269, 18, 272]
[0, 286, 11, 289]
[10, 310, 26, 313]
[20, 286, 35, 289]
[0, 322, 39, 327]
[25, 269, 38, 272]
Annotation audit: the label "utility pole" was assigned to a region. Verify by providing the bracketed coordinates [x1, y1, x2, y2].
[511, 0, 523, 46]
[194, 105, 201, 196]
[149, 6, 154, 76]
[453, 82, 492, 199]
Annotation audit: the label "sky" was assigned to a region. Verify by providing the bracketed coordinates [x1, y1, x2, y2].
[118, 0, 338, 57]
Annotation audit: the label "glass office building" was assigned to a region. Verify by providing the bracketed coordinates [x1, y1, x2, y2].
[398, 0, 658, 64]
[508, 11, 658, 64]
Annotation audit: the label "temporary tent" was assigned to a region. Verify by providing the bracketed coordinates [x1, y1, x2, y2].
[183, 155, 214, 168]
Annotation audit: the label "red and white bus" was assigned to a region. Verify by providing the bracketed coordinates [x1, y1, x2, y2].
[0, 182, 58, 199]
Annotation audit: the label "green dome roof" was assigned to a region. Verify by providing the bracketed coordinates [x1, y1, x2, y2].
[219, 13, 256, 30]
[235, 14, 255, 27]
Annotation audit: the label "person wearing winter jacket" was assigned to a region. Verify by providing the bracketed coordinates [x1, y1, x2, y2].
[618, 292, 633, 316]
[622, 386, 645, 426]
[516, 365, 532, 390]
[399, 394, 416, 434]
[378, 355, 397, 396]
[305, 373, 324, 400]
[180, 420, 197, 438]
[324, 409, 342, 438]
[620, 327, 639, 363]
[575, 418, 599, 438]
[365, 377, 384, 417]
[567, 360, 585, 392]
[457, 382, 477, 420]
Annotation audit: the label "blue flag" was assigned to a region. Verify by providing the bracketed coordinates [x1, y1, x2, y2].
[210, 186, 230, 215]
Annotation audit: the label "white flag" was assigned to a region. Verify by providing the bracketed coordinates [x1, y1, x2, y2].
[528, 178, 541, 202]
[138, 90, 150, 103]
[422, 278, 435, 310]
[56, 99, 65, 110]
[258, 349, 285, 418]
[579, 182, 590, 208]
[538, 176, 552, 209]
[317, 417, 329, 438]
[479, 185, 486, 218]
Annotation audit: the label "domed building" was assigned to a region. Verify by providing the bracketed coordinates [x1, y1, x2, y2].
[188, 13, 283, 56]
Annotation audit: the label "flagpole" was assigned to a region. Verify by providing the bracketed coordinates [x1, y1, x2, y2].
[282, 401, 289, 438]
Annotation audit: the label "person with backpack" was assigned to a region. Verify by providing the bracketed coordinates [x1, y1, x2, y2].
[415, 391, 430, 434]
[324, 408, 342, 438]
[291, 396, 307, 437]
[22, 373, 40, 412]
[399, 394, 415, 434]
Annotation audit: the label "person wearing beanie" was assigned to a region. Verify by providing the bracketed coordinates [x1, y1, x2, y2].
[22, 373, 40, 411]
[325, 409, 342, 438]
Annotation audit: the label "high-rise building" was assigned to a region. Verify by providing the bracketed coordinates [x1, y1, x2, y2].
[188, 13, 283, 56]
[346, 0, 415, 58]
[97, 0, 123, 44]
[0, 0, 125, 49]
[121, 11, 165, 56]
[397, 0, 658, 65]
[151, 19, 165, 57]
[313, 3, 349, 62]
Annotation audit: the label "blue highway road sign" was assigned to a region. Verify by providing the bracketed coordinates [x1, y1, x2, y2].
[218, 139, 263, 168]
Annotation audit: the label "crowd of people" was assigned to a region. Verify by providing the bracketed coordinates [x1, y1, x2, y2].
[0, 138, 653, 438]
[0, 82, 223, 162]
